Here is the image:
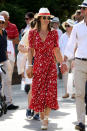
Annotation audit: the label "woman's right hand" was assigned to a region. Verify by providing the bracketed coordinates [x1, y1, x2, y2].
[26, 66, 33, 78]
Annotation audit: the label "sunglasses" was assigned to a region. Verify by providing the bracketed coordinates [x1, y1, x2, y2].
[0, 21, 4, 24]
[25, 17, 29, 20]
[65, 24, 70, 28]
[77, 12, 81, 15]
[42, 16, 50, 20]
[80, 7, 86, 10]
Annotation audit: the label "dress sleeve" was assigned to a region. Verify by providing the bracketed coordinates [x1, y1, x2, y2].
[54, 30, 59, 48]
[28, 30, 35, 48]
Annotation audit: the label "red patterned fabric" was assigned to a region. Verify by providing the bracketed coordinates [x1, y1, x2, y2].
[28, 29, 59, 112]
[6, 21, 19, 39]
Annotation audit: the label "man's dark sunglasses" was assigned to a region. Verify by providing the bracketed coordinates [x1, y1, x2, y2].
[80, 7, 86, 10]
[0, 21, 4, 24]
[42, 16, 51, 20]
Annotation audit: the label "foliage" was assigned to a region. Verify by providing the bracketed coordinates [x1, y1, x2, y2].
[0, 0, 83, 30]
[0, 2, 27, 31]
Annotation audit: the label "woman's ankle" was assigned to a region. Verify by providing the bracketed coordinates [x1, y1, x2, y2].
[40, 112, 44, 120]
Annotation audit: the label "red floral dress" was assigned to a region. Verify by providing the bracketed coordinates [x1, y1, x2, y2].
[28, 29, 59, 112]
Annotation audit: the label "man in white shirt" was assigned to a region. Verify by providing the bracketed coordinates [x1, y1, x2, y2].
[64, 0, 87, 130]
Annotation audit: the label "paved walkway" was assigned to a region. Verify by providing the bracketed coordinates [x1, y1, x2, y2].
[0, 77, 87, 131]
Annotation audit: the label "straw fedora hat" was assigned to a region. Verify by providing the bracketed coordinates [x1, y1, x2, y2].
[34, 7, 54, 19]
[62, 19, 75, 30]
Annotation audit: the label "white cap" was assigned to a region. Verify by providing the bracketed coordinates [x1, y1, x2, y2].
[0, 15, 5, 22]
[51, 17, 59, 23]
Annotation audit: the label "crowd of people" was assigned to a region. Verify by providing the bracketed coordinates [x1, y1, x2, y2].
[0, 0, 87, 130]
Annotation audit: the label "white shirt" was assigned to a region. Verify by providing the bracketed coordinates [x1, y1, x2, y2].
[7, 40, 15, 62]
[24, 25, 30, 32]
[21, 24, 30, 36]
[57, 28, 63, 39]
[64, 20, 87, 59]
[59, 32, 69, 57]
[18, 29, 30, 57]
[19, 29, 29, 48]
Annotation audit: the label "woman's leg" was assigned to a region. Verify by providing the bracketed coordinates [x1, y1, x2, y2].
[40, 112, 45, 120]
[28, 84, 32, 106]
[27, 85, 39, 120]
[41, 107, 51, 129]
[44, 107, 51, 116]
[26, 84, 33, 118]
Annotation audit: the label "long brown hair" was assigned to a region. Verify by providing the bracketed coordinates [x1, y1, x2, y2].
[31, 16, 51, 32]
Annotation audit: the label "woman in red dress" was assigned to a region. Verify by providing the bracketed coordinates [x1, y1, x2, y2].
[27, 7, 67, 130]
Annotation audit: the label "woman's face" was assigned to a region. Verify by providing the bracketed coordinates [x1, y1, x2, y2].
[52, 22, 59, 29]
[25, 15, 32, 25]
[40, 16, 50, 26]
[65, 23, 73, 33]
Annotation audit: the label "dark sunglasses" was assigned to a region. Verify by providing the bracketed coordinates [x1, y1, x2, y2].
[0, 21, 4, 24]
[42, 16, 50, 20]
[80, 7, 86, 10]
[77, 12, 81, 15]
[25, 17, 29, 20]
[65, 24, 70, 28]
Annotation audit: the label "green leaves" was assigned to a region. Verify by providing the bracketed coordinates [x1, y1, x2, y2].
[0, 0, 82, 30]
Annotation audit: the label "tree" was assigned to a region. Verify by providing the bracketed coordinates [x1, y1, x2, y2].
[0, 0, 83, 30]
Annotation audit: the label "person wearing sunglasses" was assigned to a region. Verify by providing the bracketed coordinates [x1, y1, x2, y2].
[64, 0, 87, 130]
[18, 20, 40, 121]
[27, 7, 67, 130]
[59, 19, 75, 99]
[21, 12, 34, 37]
[0, 15, 6, 64]
[0, 15, 13, 110]
[0, 11, 19, 110]
[75, 10, 84, 23]
[72, 10, 84, 24]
